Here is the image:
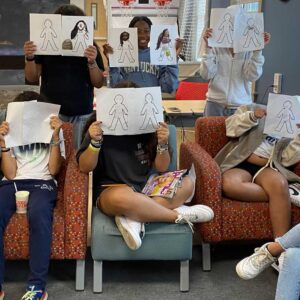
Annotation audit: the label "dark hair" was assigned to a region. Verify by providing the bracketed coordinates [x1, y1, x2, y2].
[120, 31, 130, 46]
[13, 91, 47, 103]
[128, 16, 152, 28]
[54, 4, 85, 16]
[156, 28, 169, 50]
[71, 20, 88, 40]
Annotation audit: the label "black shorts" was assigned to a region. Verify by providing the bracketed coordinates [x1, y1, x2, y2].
[235, 161, 262, 177]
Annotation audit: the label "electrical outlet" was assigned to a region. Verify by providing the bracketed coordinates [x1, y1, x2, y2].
[273, 73, 282, 94]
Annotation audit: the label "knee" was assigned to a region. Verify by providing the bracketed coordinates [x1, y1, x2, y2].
[285, 248, 300, 261]
[222, 176, 237, 196]
[102, 187, 135, 212]
[182, 176, 194, 196]
[265, 175, 288, 194]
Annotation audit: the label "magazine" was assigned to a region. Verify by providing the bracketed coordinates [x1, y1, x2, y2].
[142, 169, 188, 198]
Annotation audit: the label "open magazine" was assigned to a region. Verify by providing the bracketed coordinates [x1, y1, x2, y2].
[142, 169, 189, 199]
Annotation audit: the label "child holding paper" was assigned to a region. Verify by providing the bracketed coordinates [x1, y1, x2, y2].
[23, 4, 105, 149]
[0, 91, 65, 300]
[102, 16, 183, 93]
[200, 28, 271, 116]
[215, 104, 300, 275]
[77, 81, 214, 251]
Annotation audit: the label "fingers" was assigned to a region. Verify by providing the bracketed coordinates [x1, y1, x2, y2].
[254, 108, 267, 119]
[24, 41, 36, 57]
[89, 121, 103, 141]
[84, 45, 97, 63]
[264, 32, 271, 46]
[0, 121, 9, 138]
[102, 43, 114, 56]
[50, 116, 63, 132]
[203, 28, 213, 40]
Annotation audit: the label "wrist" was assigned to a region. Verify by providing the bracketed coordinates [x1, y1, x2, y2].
[90, 138, 103, 148]
[156, 143, 169, 155]
[25, 55, 35, 62]
[88, 61, 98, 69]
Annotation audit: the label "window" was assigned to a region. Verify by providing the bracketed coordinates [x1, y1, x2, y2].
[230, 0, 262, 12]
[178, 0, 207, 63]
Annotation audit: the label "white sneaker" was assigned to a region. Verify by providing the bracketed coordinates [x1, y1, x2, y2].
[236, 243, 277, 280]
[288, 183, 300, 207]
[115, 216, 144, 251]
[174, 205, 214, 231]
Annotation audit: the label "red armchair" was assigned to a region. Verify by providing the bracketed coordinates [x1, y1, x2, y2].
[180, 116, 300, 270]
[3, 123, 89, 290]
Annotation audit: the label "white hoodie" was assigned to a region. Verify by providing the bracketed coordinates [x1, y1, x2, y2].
[199, 47, 265, 108]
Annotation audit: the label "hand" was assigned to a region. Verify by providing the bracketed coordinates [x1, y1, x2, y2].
[102, 43, 114, 60]
[175, 38, 184, 57]
[203, 28, 213, 48]
[156, 122, 169, 145]
[84, 45, 98, 64]
[50, 116, 63, 138]
[24, 41, 36, 58]
[0, 121, 9, 144]
[254, 108, 267, 119]
[263, 32, 271, 46]
[89, 121, 103, 141]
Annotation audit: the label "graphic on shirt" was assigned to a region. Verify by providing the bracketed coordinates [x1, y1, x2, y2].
[264, 93, 300, 139]
[109, 94, 129, 130]
[108, 28, 139, 68]
[40, 19, 59, 52]
[150, 24, 177, 65]
[118, 31, 135, 63]
[156, 28, 173, 62]
[71, 20, 89, 52]
[96, 86, 164, 135]
[139, 93, 159, 130]
[216, 13, 234, 45]
[242, 18, 261, 48]
[275, 101, 295, 134]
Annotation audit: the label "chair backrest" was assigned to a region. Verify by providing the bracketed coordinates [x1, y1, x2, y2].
[175, 81, 208, 100]
[195, 117, 229, 158]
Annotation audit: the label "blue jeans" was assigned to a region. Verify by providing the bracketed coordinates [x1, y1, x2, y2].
[204, 101, 237, 117]
[59, 112, 93, 150]
[275, 224, 300, 300]
[0, 179, 57, 290]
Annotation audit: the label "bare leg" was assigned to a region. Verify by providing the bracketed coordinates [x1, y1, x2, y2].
[222, 168, 268, 202]
[254, 168, 290, 237]
[98, 186, 178, 223]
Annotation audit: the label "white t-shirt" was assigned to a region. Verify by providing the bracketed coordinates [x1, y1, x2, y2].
[253, 135, 278, 159]
[8, 131, 65, 181]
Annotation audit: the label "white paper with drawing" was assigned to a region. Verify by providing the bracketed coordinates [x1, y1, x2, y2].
[108, 28, 138, 67]
[264, 93, 300, 139]
[5, 102, 61, 147]
[61, 16, 93, 57]
[96, 87, 163, 135]
[30, 14, 62, 55]
[234, 12, 264, 53]
[150, 24, 177, 65]
[208, 6, 240, 48]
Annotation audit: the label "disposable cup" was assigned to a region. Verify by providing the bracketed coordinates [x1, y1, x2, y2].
[15, 191, 29, 214]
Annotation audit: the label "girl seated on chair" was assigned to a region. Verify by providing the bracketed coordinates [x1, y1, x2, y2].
[215, 104, 300, 243]
[76, 81, 214, 251]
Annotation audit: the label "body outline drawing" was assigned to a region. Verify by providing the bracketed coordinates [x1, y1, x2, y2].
[109, 94, 128, 130]
[275, 100, 295, 134]
[117, 31, 135, 64]
[40, 19, 59, 51]
[243, 18, 261, 48]
[155, 28, 173, 62]
[217, 13, 233, 45]
[71, 20, 89, 52]
[139, 93, 159, 130]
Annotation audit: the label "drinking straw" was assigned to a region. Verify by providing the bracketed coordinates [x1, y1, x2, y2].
[14, 182, 18, 192]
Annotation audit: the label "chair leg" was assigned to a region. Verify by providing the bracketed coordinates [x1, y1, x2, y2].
[75, 259, 85, 291]
[93, 260, 103, 293]
[180, 260, 189, 292]
[202, 242, 211, 271]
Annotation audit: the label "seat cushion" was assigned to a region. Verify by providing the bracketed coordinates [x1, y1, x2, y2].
[91, 208, 193, 261]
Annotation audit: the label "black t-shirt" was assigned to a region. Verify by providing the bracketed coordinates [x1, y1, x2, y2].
[35, 50, 104, 116]
[77, 133, 155, 199]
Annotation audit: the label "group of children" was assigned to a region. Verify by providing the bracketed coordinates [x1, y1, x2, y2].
[0, 3, 299, 300]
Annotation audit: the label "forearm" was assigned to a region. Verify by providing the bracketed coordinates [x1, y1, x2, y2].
[24, 61, 40, 82]
[88, 62, 104, 88]
[199, 48, 217, 80]
[0, 151, 17, 179]
[78, 146, 100, 173]
[48, 146, 64, 175]
[154, 151, 170, 173]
